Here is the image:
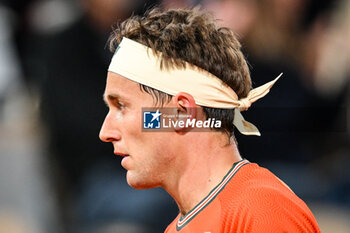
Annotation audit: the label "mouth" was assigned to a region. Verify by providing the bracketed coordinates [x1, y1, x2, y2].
[114, 152, 129, 157]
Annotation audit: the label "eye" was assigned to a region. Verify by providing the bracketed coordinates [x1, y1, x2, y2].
[116, 101, 125, 110]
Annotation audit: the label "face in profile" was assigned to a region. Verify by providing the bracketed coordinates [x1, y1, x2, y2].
[99, 72, 177, 189]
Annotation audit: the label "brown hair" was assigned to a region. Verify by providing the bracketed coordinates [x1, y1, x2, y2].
[109, 7, 252, 138]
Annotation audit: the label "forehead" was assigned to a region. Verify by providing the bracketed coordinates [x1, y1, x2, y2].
[104, 72, 151, 104]
[106, 72, 138, 92]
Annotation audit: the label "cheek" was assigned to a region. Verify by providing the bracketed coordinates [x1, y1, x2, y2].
[116, 109, 142, 133]
[107, 109, 124, 126]
[150, 134, 176, 163]
[122, 111, 144, 147]
[115, 110, 123, 120]
[127, 134, 160, 163]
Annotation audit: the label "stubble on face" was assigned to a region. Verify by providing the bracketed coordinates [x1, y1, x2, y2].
[125, 131, 178, 189]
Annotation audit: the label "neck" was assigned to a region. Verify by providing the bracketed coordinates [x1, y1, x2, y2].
[163, 133, 242, 216]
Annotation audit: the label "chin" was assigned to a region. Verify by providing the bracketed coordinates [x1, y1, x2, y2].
[126, 172, 159, 189]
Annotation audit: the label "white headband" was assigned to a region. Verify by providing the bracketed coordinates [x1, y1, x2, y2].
[108, 37, 282, 136]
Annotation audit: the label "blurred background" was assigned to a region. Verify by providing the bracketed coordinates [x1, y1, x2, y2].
[0, 0, 349, 232]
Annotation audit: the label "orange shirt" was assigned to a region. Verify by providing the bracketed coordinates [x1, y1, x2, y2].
[165, 160, 321, 233]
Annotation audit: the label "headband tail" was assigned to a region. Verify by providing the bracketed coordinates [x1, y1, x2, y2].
[248, 73, 283, 103]
[233, 109, 261, 136]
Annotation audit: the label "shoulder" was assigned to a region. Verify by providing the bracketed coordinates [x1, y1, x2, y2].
[221, 162, 301, 212]
[220, 163, 321, 232]
[221, 162, 294, 199]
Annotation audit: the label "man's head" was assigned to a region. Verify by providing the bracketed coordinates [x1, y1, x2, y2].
[108, 7, 252, 137]
[100, 8, 252, 189]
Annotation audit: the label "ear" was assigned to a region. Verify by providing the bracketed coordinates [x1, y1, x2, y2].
[173, 92, 197, 131]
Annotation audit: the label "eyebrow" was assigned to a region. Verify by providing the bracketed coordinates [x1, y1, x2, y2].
[103, 93, 121, 105]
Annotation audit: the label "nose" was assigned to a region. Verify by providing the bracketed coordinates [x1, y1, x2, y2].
[99, 113, 121, 142]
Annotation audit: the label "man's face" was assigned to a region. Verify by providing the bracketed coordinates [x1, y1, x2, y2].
[99, 72, 176, 189]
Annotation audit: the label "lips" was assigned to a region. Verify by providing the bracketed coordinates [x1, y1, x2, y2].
[114, 152, 129, 157]
[119, 153, 130, 169]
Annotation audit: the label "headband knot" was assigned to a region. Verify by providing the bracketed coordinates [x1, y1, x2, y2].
[238, 98, 251, 111]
